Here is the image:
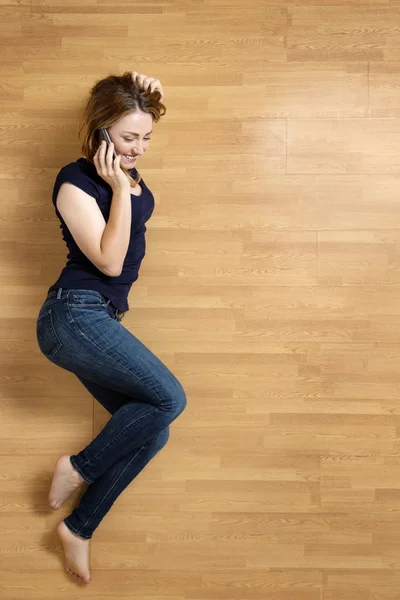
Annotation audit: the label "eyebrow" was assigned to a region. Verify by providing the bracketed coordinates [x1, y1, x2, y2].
[122, 130, 153, 136]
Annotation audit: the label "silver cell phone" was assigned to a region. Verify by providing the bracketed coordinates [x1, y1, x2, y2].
[98, 128, 117, 160]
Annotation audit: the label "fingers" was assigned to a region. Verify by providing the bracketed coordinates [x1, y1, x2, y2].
[150, 79, 164, 99]
[133, 73, 150, 89]
[94, 140, 105, 172]
[105, 141, 114, 171]
[94, 140, 115, 174]
[93, 141, 122, 185]
[131, 71, 164, 100]
[93, 142, 101, 169]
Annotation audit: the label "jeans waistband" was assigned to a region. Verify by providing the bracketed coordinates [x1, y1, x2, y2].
[47, 288, 124, 319]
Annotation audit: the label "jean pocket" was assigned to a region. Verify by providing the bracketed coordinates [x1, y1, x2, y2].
[69, 293, 107, 308]
[36, 309, 63, 359]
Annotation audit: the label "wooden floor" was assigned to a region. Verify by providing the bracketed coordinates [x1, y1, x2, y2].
[3, 0, 400, 597]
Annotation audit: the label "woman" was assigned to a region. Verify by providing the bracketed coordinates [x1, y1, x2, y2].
[36, 71, 187, 584]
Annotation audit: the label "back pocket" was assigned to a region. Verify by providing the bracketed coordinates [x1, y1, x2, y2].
[69, 293, 107, 308]
[36, 309, 63, 359]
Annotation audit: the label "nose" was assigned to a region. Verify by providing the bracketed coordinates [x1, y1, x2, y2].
[132, 142, 144, 156]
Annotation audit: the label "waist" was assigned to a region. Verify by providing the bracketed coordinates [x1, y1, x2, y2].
[47, 289, 125, 318]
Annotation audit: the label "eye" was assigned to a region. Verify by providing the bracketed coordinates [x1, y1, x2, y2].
[123, 137, 152, 142]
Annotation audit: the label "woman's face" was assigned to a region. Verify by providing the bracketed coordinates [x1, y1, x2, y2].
[108, 110, 153, 169]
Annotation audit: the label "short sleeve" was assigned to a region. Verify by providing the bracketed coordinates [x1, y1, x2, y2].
[52, 161, 100, 207]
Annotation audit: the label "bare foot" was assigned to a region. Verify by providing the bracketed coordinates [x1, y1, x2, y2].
[57, 521, 91, 584]
[49, 455, 85, 510]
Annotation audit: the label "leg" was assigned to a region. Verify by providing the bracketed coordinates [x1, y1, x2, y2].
[49, 363, 184, 538]
[37, 290, 187, 582]
[75, 374, 140, 415]
[51, 377, 169, 586]
[68, 377, 184, 485]
[38, 293, 187, 486]
[65, 376, 170, 539]
[48, 375, 169, 511]
[65, 421, 170, 539]
[54, 425, 169, 585]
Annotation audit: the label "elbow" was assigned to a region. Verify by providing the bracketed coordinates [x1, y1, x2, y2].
[105, 265, 122, 277]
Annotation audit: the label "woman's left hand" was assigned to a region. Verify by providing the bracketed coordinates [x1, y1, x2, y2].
[131, 71, 164, 100]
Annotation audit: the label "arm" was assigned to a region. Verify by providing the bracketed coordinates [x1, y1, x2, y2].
[56, 183, 131, 277]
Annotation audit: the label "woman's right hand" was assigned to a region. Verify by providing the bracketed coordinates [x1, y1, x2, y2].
[93, 140, 130, 192]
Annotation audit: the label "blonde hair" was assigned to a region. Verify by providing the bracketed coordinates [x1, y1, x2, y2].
[78, 71, 166, 187]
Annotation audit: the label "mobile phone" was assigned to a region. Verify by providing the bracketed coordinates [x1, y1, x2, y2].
[98, 128, 117, 160]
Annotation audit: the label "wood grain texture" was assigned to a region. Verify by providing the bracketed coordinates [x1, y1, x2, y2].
[2, 0, 400, 597]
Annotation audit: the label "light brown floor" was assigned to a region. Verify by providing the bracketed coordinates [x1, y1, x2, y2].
[2, 0, 400, 598]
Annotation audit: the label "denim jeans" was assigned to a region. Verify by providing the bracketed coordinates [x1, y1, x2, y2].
[36, 288, 187, 539]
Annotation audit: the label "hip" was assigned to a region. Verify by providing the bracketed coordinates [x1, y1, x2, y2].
[36, 288, 126, 363]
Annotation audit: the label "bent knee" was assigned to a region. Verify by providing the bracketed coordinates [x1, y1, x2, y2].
[165, 378, 187, 418]
[155, 426, 170, 450]
[174, 379, 187, 416]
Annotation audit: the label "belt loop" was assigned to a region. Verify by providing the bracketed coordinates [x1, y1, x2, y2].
[106, 299, 111, 306]
[56, 287, 63, 299]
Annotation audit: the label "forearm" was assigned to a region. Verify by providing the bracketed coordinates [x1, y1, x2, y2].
[100, 187, 131, 276]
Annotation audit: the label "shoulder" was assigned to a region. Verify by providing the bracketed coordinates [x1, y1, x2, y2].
[57, 157, 97, 183]
[53, 158, 100, 201]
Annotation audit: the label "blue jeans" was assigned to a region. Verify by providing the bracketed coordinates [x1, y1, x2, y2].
[36, 288, 187, 539]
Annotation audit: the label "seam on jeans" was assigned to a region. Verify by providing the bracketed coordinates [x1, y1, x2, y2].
[65, 298, 166, 410]
[70, 455, 94, 485]
[64, 517, 91, 540]
[81, 408, 158, 471]
[37, 308, 63, 359]
[78, 443, 147, 536]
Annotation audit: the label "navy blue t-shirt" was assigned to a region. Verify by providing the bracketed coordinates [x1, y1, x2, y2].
[48, 157, 155, 312]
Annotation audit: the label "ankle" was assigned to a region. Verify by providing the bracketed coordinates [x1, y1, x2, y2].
[69, 458, 85, 484]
